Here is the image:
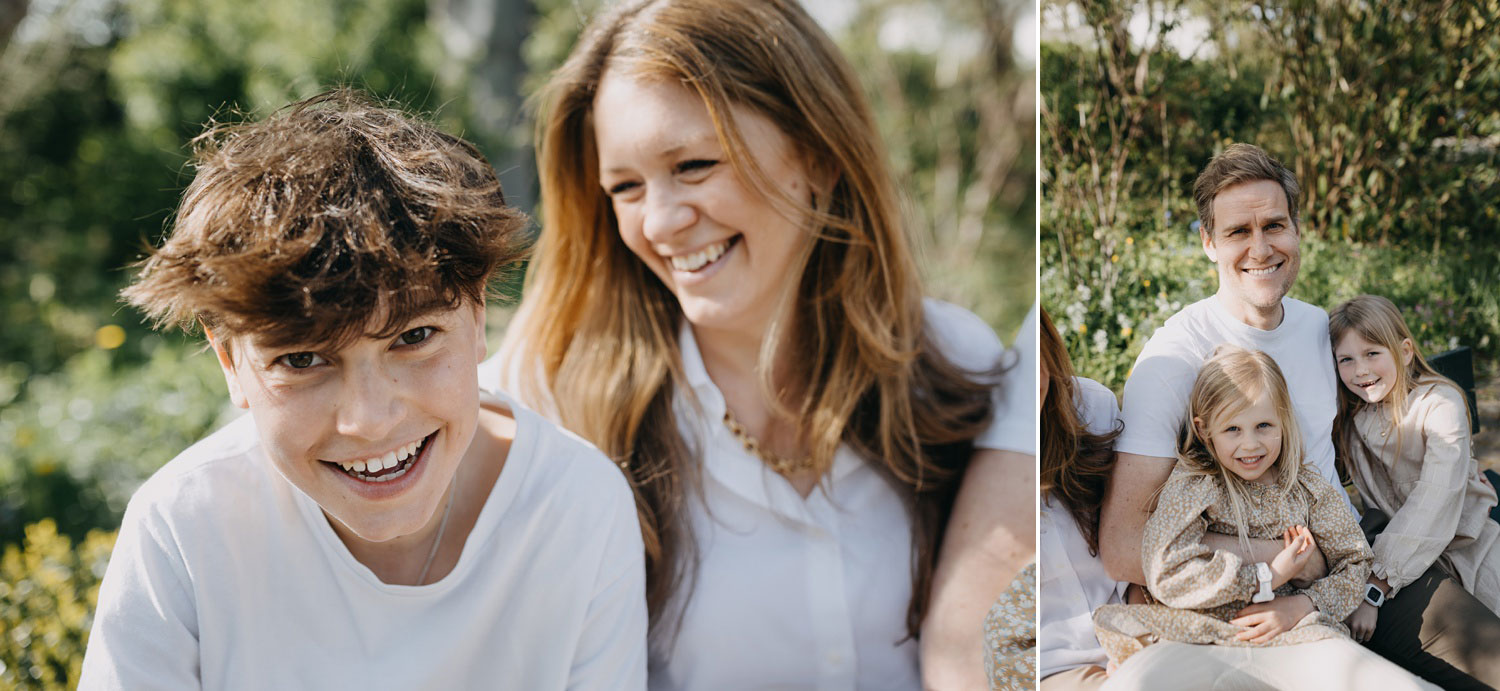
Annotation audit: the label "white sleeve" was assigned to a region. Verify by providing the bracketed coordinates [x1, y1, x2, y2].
[924, 299, 1035, 455]
[1114, 347, 1197, 459]
[79, 493, 202, 690]
[567, 475, 648, 690]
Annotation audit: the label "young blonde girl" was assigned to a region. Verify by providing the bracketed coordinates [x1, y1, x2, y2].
[1330, 295, 1500, 638]
[1092, 346, 1433, 690]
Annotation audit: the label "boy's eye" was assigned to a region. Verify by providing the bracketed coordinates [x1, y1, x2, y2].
[398, 326, 434, 346]
[277, 352, 326, 369]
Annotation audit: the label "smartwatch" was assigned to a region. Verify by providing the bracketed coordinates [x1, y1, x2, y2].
[1252, 562, 1274, 603]
[1364, 583, 1386, 608]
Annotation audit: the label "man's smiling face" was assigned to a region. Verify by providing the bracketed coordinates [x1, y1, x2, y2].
[1202, 178, 1301, 328]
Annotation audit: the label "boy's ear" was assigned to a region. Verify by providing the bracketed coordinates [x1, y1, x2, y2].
[471, 299, 488, 361]
[205, 328, 250, 410]
[1399, 338, 1415, 367]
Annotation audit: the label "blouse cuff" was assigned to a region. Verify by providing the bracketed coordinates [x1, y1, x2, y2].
[1370, 561, 1407, 599]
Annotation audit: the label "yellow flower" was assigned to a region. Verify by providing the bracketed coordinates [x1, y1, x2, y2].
[1126, 236, 1135, 245]
[1111, 254, 1119, 263]
[1143, 279, 1151, 288]
[1078, 324, 1088, 334]
[96, 325, 126, 350]
[1122, 327, 1133, 338]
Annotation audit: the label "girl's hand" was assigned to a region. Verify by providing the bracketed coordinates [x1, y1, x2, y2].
[1269, 526, 1316, 588]
[1231, 594, 1315, 644]
[1345, 601, 1378, 642]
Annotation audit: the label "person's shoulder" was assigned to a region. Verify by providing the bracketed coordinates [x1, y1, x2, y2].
[1133, 297, 1218, 363]
[501, 395, 635, 515]
[1161, 463, 1221, 502]
[1071, 376, 1120, 434]
[1294, 464, 1347, 506]
[124, 413, 270, 530]
[1281, 296, 1330, 322]
[912, 296, 1008, 365]
[1409, 378, 1469, 427]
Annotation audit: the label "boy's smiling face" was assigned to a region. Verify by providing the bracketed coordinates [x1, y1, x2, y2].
[211, 301, 487, 545]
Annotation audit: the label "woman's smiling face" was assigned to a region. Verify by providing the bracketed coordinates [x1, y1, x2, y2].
[592, 72, 817, 339]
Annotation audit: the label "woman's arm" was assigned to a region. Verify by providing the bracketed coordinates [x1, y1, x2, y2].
[920, 448, 1035, 691]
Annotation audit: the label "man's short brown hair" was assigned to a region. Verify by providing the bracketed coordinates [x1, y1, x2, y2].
[1192, 143, 1300, 235]
[123, 89, 528, 349]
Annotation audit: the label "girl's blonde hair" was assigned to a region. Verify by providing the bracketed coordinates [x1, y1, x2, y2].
[1329, 295, 1462, 475]
[497, 0, 993, 641]
[1176, 345, 1308, 551]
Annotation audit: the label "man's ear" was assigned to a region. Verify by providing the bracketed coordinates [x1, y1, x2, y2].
[1201, 227, 1217, 263]
[205, 328, 250, 410]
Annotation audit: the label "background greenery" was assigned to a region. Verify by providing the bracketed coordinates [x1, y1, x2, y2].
[0, 0, 1034, 685]
[1041, 0, 1500, 393]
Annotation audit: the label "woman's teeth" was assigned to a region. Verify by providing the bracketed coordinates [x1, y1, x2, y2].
[670, 239, 732, 272]
[336, 437, 427, 482]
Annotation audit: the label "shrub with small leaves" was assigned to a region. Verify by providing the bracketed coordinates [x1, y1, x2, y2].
[0, 520, 116, 689]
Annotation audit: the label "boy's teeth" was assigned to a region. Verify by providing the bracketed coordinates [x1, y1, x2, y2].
[335, 436, 428, 478]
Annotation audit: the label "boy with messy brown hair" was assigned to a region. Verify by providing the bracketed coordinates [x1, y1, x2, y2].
[79, 90, 646, 690]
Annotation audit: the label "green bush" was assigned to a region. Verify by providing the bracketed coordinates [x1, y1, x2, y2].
[0, 341, 231, 548]
[1044, 230, 1500, 393]
[0, 520, 116, 689]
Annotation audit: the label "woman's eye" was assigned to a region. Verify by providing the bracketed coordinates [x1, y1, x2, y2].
[605, 180, 639, 196]
[676, 159, 718, 176]
[276, 352, 326, 369]
[398, 326, 435, 346]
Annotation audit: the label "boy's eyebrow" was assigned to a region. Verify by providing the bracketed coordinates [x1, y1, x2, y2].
[246, 298, 463, 352]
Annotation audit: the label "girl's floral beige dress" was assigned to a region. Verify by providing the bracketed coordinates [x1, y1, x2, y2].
[1092, 464, 1373, 665]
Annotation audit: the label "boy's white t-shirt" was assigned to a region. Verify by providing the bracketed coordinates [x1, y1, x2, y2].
[79, 391, 647, 691]
[1116, 295, 1346, 507]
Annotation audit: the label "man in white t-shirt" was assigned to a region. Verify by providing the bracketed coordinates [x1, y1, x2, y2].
[79, 90, 647, 690]
[1100, 143, 1500, 689]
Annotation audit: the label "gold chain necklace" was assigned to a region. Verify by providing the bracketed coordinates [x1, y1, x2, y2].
[722, 409, 815, 476]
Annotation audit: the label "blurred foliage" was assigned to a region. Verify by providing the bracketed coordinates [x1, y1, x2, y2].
[0, 341, 229, 547]
[1041, 0, 1500, 391]
[0, 520, 115, 689]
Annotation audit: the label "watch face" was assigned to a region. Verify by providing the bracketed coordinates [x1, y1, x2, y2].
[1364, 584, 1384, 606]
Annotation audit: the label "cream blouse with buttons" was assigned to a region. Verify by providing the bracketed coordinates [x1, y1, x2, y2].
[1347, 380, 1500, 611]
[484, 299, 1032, 691]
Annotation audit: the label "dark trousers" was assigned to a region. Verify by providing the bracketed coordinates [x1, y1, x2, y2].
[1362, 509, 1500, 690]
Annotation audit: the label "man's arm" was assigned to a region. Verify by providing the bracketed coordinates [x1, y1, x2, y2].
[920, 449, 1035, 691]
[1099, 451, 1326, 585]
[1098, 451, 1176, 584]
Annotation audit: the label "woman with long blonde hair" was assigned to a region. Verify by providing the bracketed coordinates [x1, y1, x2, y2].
[486, 0, 1035, 687]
